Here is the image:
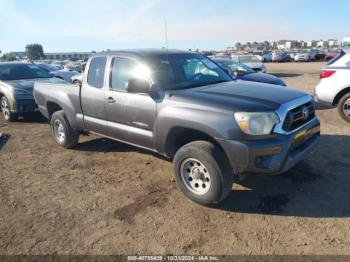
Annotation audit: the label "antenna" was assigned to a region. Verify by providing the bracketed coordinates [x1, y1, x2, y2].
[164, 16, 169, 50]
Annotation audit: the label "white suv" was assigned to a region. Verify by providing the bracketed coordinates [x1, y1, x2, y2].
[314, 49, 350, 122]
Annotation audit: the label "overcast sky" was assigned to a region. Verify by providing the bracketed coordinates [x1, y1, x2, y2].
[0, 0, 348, 53]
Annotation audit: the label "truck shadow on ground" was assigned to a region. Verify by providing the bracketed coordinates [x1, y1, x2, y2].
[15, 113, 48, 124]
[216, 135, 350, 218]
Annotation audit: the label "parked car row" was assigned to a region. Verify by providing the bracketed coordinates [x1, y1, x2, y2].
[36, 63, 80, 82]
[234, 49, 339, 63]
[0, 63, 66, 121]
[30, 57, 87, 73]
[1, 50, 321, 206]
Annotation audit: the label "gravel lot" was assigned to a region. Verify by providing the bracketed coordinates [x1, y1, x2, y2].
[1, 62, 349, 255]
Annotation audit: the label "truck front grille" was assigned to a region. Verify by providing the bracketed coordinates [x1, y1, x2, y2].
[282, 102, 315, 132]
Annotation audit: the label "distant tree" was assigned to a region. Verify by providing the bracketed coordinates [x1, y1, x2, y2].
[234, 42, 242, 50]
[263, 41, 270, 48]
[1, 53, 17, 61]
[25, 44, 44, 60]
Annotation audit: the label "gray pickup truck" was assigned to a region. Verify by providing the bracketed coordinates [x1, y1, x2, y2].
[34, 49, 320, 206]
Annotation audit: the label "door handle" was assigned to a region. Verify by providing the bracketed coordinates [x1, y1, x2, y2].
[106, 97, 116, 104]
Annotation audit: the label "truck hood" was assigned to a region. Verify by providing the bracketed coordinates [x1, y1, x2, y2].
[4, 77, 66, 95]
[170, 80, 308, 112]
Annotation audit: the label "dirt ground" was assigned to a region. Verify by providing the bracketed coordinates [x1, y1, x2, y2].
[0, 62, 350, 255]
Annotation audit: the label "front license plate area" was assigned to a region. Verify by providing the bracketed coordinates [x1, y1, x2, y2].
[292, 125, 320, 148]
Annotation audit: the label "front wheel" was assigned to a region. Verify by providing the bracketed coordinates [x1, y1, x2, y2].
[173, 141, 233, 206]
[1, 96, 17, 121]
[337, 93, 350, 123]
[51, 110, 79, 148]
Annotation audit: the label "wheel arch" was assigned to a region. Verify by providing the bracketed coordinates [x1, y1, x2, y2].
[46, 101, 63, 121]
[164, 127, 225, 159]
[333, 86, 350, 105]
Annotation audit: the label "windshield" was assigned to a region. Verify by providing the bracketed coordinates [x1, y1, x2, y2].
[216, 60, 255, 74]
[146, 53, 232, 90]
[0, 64, 52, 80]
[238, 56, 259, 63]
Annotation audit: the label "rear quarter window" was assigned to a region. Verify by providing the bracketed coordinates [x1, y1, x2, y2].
[327, 50, 346, 66]
[87, 57, 107, 88]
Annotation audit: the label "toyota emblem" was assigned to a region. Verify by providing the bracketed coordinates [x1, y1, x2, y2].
[302, 107, 309, 120]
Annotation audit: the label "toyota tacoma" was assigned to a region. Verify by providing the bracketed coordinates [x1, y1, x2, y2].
[33, 50, 320, 205]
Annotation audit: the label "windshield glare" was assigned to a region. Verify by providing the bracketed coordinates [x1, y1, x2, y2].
[218, 60, 255, 74]
[0, 64, 52, 80]
[238, 56, 259, 63]
[146, 54, 232, 90]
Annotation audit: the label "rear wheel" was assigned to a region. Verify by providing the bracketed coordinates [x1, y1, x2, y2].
[173, 141, 233, 206]
[338, 93, 350, 123]
[1, 96, 17, 121]
[51, 110, 79, 148]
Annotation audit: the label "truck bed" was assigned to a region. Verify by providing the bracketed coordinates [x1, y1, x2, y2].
[33, 82, 82, 128]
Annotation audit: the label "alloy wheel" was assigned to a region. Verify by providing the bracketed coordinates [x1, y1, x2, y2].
[53, 119, 66, 143]
[180, 158, 211, 195]
[1, 97, 10, 120]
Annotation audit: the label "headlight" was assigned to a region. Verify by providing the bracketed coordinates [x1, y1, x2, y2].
[234, 112, 279, 135]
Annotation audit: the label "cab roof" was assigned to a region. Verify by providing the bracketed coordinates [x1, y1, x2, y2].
[93, 49, 195, 58]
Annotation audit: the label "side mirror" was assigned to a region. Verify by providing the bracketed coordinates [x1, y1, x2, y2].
[126, 79, 152, 94]
[49, 72, 55, 78]
[234, 70, 245, 77]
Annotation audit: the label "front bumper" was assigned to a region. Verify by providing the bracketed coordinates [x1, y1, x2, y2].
[10, 99, 38, 114]
[217, 118, 320, 175]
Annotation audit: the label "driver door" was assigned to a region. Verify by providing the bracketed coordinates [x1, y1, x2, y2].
[105, 56, 157, 150]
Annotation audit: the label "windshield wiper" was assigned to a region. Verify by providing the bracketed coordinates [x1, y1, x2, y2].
[207, 80, 230, 85]
[168, 79, 231, 90]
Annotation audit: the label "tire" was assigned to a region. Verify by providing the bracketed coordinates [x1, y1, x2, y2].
[173, 141, 234, 206]
[50, 110, 79, 148]
[1, 96, 17, 122]
[337, 93, 350, 123]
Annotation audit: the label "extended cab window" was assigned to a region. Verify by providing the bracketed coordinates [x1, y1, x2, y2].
[87, 57, 107, 88]
[327, 50, 345, 65]
[110, 57, 138, 91]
